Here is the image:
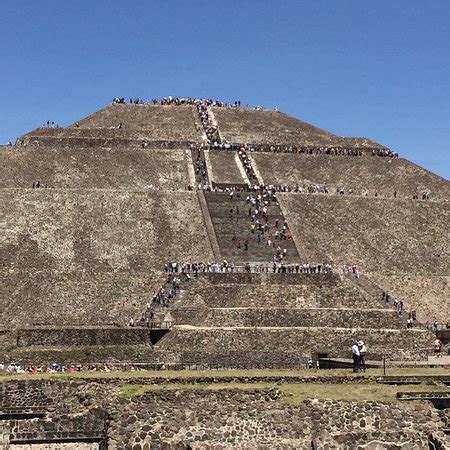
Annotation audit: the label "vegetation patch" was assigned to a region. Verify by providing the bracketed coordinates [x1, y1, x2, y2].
[280, 382, 449, 403]
[118, 378, 448, 403]
[120, 382, 270, 398]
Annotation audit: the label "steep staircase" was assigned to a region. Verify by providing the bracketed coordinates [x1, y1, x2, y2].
[190, 145, 210, 184]
[195, 101, 301, 263]
[204, 191, 300, 262]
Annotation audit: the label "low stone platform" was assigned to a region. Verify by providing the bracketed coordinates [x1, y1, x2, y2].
[157, 326, 433, 362]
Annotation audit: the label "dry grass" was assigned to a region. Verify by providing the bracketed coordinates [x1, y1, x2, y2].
[119, 380, 449, 403]
[120, 382, 270, 398]
[280, 382, 448, 403]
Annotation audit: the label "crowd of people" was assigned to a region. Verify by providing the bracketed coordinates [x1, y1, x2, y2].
[372, 148, 398, 158]
[196, 182, 213, 191]
[128, 273, 183, 328]
[245, 188, 293, 249]
[112, 96, 256, 108]
[195, 141, 398, 159]
[197, 103, 220, 143]
[343, 264, 362, 278]
[425, 321, 450, 332]
[413, 192, 431, 200]
[42, 120, 60, 128]
[165, 261, 237, 273]
[238, 148, 258, 181]
[267, 184, 349, 195]
[163, 261, 332, 274]
[1, 362, 108, 374]
[191, 145, 209, 181]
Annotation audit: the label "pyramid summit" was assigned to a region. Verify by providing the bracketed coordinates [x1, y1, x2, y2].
[1, 96, 449, 447]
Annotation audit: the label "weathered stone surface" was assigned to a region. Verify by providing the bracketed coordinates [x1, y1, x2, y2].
[0, 145, 193, 190]
[212, 107, 384, 148]
[1, 190, 214, 328]
[2, 379, 445, 447]
[252, 152, 450, 201]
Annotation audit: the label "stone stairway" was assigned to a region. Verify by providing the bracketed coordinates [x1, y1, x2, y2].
[344, 272, 424, 327]
[204, 191, 301, 262]
[191, 145, 210, 183]
[196, 101, 301, 264]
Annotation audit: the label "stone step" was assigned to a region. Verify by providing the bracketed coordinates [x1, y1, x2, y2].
[173, 325, 420, 332]
[204, 191, 301, 263]
[188, 272, 340, 284]
[196, 308, 405, 329]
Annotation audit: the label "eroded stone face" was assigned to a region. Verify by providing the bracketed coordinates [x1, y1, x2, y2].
[1, 190, 214, 328]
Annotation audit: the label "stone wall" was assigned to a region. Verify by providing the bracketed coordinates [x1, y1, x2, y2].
[1, 380, 61, 413]
[21, 135, 192, 149]
[2, 346, 170, 366]
[8, 412, 106, 446]
[112, 389, 442, 448]
[18, 123, 195, 149]
[280, 194, 448, 275]
[0, 379, 447, 449]
[200, 307, 405, 329]
[280, 194, 449, 324]
[180, 273, 384, 309]
[186, 282, 381, 309]
[0, 380, 107, 447]
[202, 272, 336, 285]
[158, 327, 433, 361]
[16, 327, 152, 348]
[208, 151, 245, 184]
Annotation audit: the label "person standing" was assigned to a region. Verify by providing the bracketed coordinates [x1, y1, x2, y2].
[358, 341, 367, 372]
[434, 339, 444, 358]
[352, 340, 360, 372]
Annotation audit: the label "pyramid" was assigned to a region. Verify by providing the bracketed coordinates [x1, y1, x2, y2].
[1, 99, 448, 366]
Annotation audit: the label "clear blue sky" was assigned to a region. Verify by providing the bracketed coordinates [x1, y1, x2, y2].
[1, 1, 449, 179]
